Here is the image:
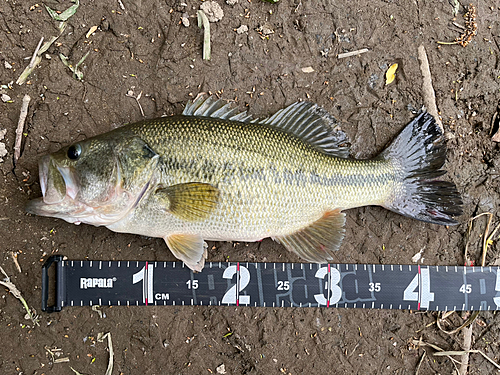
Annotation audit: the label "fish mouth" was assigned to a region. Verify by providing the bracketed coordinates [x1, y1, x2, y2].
[26, 156, 80, 218]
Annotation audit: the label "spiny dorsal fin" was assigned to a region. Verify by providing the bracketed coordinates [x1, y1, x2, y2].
[257, 101, 350, 158]
[183, 95, 254, 122]
[183, 96, 350, 157]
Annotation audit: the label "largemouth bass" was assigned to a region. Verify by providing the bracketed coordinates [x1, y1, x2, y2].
[27, 96, 462, 271]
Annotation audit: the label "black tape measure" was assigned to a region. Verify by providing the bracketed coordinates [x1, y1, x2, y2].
[41, 255, 500, 312]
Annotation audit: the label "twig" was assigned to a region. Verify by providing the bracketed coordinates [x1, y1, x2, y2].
[197, 10, 211, 60]
[13, 94, 31, 165]
[10, 251, 22, 273]
[0, 266, 39, 326]
[29, 37, 44, 68]
[459, 324, 473, 375]
[436, 40, 460, 45]
[483, 222, 500, 267]
[97, 332, 114, 375]
[453, 22, 466, 30]
[415, 349, 426, 375]
[337, 48, 369, 59]
[412, 339, 461, 371]
[16, 38, 43, 85]
[70, 367, 87, 375]
[126, 90, 145, 117]
[417, 45, 443, 132]
[434, 350, 500, 370]
[437, 311, 479, 335]
[464, 212, 495, 267]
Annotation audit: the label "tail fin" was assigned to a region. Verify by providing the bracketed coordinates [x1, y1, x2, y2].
[381, 112, 462, 225]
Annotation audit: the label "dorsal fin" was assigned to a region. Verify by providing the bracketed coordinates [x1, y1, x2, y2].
[182, 95, 350, 158]
[257, 101, 350, 158]
[182, 95, 254, 122]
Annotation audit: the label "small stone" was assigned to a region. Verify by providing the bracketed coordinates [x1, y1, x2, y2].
[1, 94, 11, 102]
[226, 0, 238, 5]
[4, 61, 12, 69]
[181, 13, 190, 27]
[236, 25, 248, 34]
[200, 1, 224, 22]
[216, 364, 226, 374]
[0, 142, 7, 163]
[257, 23, 274, 35]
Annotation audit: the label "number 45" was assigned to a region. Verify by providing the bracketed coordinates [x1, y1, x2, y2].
[460, 284, 472, 294]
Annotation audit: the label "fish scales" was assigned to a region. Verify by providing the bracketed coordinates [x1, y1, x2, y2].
[119, 115, 395, 239]
[26, 96, 462, 271]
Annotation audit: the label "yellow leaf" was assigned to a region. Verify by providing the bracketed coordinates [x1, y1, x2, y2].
[385, 63, 398, 85]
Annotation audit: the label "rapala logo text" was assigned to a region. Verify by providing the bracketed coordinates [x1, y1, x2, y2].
[80, 277, 116, 289]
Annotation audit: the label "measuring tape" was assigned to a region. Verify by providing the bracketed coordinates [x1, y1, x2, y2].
[41, 255, 500, 312]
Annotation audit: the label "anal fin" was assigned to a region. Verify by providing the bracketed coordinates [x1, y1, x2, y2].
[165, 234, 208, 272]
[273, 209, 346, 263]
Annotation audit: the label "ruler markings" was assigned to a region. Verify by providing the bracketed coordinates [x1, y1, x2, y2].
[41, 257, 500, 312]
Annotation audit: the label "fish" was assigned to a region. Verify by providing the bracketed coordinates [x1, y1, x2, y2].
[26, 96, 462, 271]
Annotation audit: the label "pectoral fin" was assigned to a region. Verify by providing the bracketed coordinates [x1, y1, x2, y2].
[154, 182, 219, 222]
[273, 209, 346, 263]
[165, 234, 208, 272]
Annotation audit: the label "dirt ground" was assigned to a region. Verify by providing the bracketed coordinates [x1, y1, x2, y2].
[1, 0, 500, 374]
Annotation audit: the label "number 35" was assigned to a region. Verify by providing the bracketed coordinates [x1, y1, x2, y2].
[369, 282, 381, 292]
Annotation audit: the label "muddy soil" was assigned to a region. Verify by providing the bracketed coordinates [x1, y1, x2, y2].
[1, 0, 500, 374]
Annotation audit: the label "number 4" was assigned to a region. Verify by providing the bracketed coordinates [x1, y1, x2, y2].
[402, 268, 434, 309]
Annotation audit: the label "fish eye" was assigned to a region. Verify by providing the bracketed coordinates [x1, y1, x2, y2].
[67, 144, 82, 160]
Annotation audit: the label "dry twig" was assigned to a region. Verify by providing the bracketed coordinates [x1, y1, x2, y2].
[415, 349, 426, 375]
[413, 339, 461, 372]
[13, 94, 31, 165]
[459, 324, 473, 375]
[434, 350, 500, 370]
[417, 45, 443, 132]
[437, 311, 479, 335]
[0, 266, 39, 326]
[337, 48, 369, 59]
[126, 90, 145, 117]
[10, 251, 22, 273]
[97, 332, 114, 375]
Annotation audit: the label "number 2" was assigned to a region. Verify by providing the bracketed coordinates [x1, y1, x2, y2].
[221, 265, 250, 305]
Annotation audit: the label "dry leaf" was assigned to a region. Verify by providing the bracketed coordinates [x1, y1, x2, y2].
[385, 63, 398, 85]
[86, 26, 98, 38]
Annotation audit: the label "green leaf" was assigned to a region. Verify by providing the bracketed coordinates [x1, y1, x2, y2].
[45, 0, 80, 22]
